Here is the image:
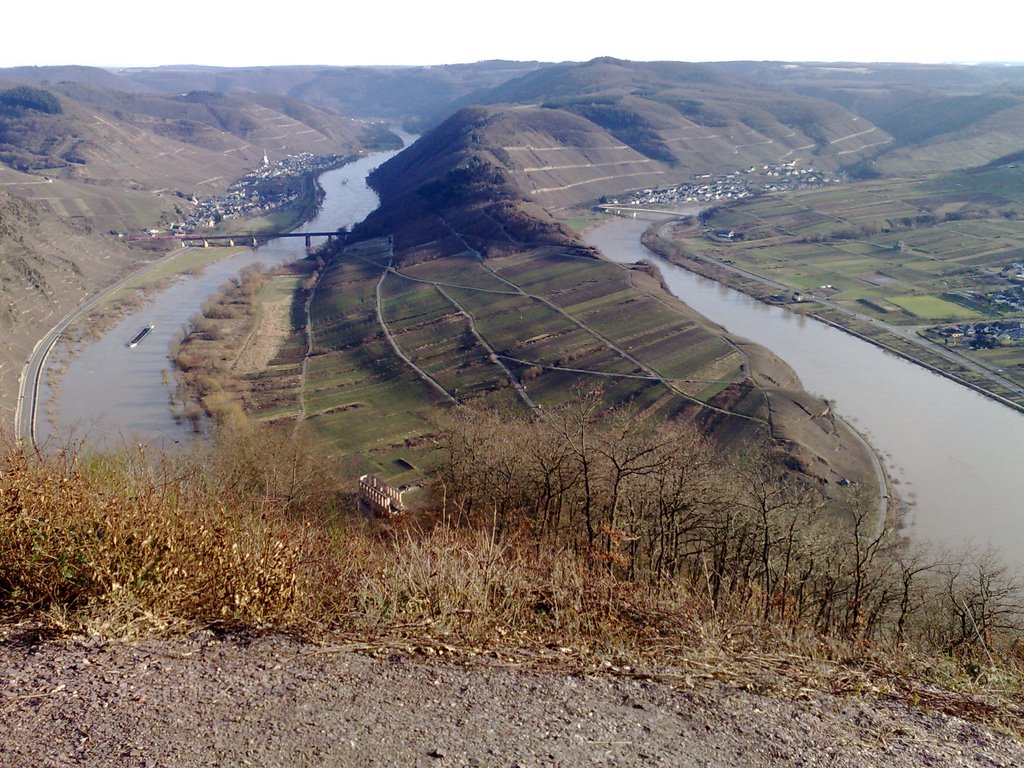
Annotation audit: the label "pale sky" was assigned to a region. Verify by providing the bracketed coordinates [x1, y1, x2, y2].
[3, 0, 1019, 69]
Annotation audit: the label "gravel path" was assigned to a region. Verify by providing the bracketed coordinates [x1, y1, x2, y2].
[2, 631, 1022, 767]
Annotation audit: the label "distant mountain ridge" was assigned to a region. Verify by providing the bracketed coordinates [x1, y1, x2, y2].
[105, 62, 551, 129]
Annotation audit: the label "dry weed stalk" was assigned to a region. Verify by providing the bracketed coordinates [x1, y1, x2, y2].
[1, 404, 1022, 732]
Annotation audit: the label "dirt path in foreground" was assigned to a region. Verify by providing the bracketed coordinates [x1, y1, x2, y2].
[2, 631, 1021, 768]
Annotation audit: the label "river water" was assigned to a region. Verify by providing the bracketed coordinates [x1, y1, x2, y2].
[586, 216, 1024, 568]
[39, 138, 411, 451]
[41, 143, 1024, 567]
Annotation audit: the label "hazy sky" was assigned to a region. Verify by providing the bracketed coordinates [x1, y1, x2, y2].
[4, 0, 1019, 69]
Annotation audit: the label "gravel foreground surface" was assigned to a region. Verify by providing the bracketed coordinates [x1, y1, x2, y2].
[2, 631, 1022, 767]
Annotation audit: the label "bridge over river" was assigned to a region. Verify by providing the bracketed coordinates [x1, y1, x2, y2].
[128, 231, 345, 248]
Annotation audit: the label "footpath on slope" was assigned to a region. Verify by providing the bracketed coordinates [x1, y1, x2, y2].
[2, 630, 1023, 768]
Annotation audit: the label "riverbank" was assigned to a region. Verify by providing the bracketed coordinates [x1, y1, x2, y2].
[35, 147, 407, 451]
[640, 218, 1024, 414]
[578, 212, 893, 533]
[27, 191, 324, 447]
[584, 212, 1024, 567]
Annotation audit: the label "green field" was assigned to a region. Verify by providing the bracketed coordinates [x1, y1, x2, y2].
[889, 294, 984, 321]
[676, 172, 1024, 402]
[253, 233, 772, 480]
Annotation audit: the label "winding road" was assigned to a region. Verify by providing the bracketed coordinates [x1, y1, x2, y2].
[14, 252, 196, 447]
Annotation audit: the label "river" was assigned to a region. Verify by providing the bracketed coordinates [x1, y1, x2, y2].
[40, 143, 1024, 568]
[586, 215, 1024, 568]
[38, 136, 413, 451]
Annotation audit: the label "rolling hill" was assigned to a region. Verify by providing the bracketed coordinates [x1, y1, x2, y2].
[0, 77, 382, 419]
[467, 58, 891, 177]
[285, 60, 890, 485]
[0, 78, 376, 221]
[713, 61, 1024, 175]
[357, 58, 894, 240]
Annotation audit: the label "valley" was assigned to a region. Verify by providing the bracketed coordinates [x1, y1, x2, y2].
[3, 56, 1024, 755]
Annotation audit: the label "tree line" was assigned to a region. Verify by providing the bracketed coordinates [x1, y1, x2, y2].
[0, 86, 62, 115]
[438, 391, 1023, 660]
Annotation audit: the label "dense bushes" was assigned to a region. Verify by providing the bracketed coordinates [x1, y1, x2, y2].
[0, 86, 62, 115]
[440, 394, 1024, 660]
[0, 434, 323, 631]
[1, 395, 1021, 716]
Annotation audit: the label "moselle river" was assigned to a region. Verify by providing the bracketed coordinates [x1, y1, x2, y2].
[586, 215, 1024, 568]
[41, 144, 1024, 568]
[39, 136, 413, 451]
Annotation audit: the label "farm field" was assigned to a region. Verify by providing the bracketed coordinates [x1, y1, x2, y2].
[252, 230, 795, 483]
[665, 168, 1024, 402]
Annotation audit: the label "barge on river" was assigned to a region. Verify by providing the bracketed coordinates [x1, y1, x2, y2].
[128, 323, 155, 348]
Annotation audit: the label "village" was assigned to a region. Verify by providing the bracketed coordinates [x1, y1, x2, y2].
[932, 319, 1024, 347]
[159, 151, 352, 236]
[608, 161, 838, 208]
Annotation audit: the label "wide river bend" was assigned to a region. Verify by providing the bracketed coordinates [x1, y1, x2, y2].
[40, 150, 1024, 568]
[39, 140, 411, 451]
[586, 216, 1024, 568]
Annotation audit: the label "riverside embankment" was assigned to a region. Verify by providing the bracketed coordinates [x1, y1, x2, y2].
[36, 139, 411, 450]
[587, 214, 1024, 569]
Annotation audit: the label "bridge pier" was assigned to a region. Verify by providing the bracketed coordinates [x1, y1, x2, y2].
[304, 234, 312, 248]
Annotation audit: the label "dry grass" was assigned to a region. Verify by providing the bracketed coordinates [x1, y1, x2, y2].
[0, 439, 319, 635]
[171, 267, 270, 424]
[0, 423, 1022, 733]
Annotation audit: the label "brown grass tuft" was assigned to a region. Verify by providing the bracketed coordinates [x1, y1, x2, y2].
[1, 418, 1022, 733]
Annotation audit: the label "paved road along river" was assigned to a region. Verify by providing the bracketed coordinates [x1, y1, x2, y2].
[38, 138, 411, 452]
[587, 214, 1024, 569]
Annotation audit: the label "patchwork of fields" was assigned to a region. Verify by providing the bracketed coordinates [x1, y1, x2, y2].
[251, 233, 772, 481]
[685, 169, 1024, 392]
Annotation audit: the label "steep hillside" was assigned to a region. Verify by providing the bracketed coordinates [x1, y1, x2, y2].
[359, 59, 891, 224]
[0, 78, 379, 423]
[469, 58, 890, 177]
[0, 80, 369, 196]
[0, 78, 382, 237]
[0, 189, 134, 419]
[872, 100, 1024, 175]
[296, 91, 881, 490]
[362, 103, 673, 230]
[713, 61, 1024, 175]
[353, 59, 893, 297]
